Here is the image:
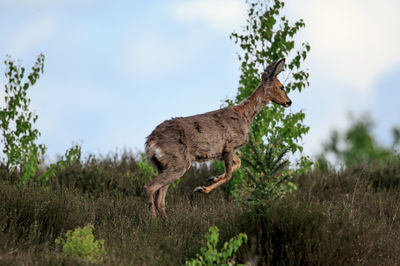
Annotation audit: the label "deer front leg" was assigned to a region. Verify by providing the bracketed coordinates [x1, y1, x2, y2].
[207, 154, 241, 183]
[194, 152, 240, 194]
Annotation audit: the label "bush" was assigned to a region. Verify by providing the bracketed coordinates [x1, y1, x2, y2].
[241, 198, 364, 265]
[185, 226, 248, 266]
[49, 151, 153, 197]
[0, 182, 92, 246]
[233, 134, 298, 207]
[55, 224, 106, 263]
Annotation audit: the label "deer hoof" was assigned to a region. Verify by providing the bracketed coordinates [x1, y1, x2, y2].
[193, 186, 207, 193]
[160, 212, 168, 221]
[207, 176, 216, 182]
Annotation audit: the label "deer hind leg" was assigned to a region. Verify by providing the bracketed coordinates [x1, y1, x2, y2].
[207, 154, 241, 183]
[144, 166, 188, 218]
[155, 184, 169, 219]
[195, 152, 240, 194]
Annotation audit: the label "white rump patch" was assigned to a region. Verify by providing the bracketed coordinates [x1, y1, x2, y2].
[149, 142, 163, 159]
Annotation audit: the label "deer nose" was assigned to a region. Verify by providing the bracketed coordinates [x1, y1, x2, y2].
[286, 100, 292, 107]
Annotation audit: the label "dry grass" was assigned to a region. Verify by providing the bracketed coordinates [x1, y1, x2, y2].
[1, 153, 400, 265]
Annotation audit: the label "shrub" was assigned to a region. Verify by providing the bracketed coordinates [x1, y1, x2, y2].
[233, 134, 298, 207]
[40, 145, 81, 184]
[241, 198, 363, 265]
[49, 151, 152, 197]
[185, 226, 248, 266]
[55, 224, 106, 263]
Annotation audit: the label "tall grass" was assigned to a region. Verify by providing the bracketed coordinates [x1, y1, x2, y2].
[1, 152, 400, 265]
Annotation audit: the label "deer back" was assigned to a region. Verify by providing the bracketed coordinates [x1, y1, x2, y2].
[146, 107, 250, 162]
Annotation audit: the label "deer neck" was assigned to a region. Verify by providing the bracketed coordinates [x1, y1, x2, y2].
[233, 84, 270, 124]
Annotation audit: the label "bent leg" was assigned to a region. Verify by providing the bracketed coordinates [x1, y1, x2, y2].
[208, 154, 241, 183]
[195, 152, 240, 194]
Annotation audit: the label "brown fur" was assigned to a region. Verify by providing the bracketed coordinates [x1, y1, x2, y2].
[144, 59, 291, 218]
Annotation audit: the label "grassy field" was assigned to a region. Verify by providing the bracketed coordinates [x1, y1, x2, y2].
[1, 152, 400, 265]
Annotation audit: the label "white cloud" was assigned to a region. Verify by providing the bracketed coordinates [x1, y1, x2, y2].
[287, 0, 400, 93]
[170, 0, 247, 32]
[6, 16, 57, 57]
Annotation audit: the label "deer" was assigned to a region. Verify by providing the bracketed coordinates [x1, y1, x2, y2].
[144, 58, 291, 218]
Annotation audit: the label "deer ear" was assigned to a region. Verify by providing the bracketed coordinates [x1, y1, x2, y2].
[264, 58, 285, 80]
[273, 58, 285, 76]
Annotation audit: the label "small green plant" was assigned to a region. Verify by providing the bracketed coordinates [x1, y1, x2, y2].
[236, 134, 298, 206]
[185, 226, 248, 266]
[55, 224, 106, 263]
[0, 54, 46, 185]
[40, 145, 81, 183]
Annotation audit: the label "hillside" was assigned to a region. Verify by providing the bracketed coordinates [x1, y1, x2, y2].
[1, 152, 399, 265]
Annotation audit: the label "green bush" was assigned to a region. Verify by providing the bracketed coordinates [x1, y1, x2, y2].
[233, 134, 299, 207]
[55, 224, 106, 263]
[185, 226, 248, 266]
[41, 145, 81, 183]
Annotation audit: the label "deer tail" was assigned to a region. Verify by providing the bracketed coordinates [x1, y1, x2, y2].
[145, 139, 164, 174]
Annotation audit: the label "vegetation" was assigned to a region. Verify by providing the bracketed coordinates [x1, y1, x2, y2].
[219, 0, 312, 202]
[233, 133, 297, 207]
[55, 224, 106, 263]
[0, 54, 46, 185]
[185, 226, 247, 266]
[1, 1, 400, 265]
[1, 153, 400, 265]
[318, 113, 400, 169]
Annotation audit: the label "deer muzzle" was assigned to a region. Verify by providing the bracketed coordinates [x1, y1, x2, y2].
[284, 100, 292, 107]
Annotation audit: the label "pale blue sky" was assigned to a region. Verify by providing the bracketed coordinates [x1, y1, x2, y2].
[1, 0, 399, 161]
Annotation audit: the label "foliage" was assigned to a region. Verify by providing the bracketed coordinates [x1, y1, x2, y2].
[55, 224, 106, 263]
[318, 114, 399, 168]
[225, 0, 311, 199]
[40, 145, 81, 183]
[135, 153, 157, 181]
[0, 54, 46, 185]
[185, 226, 248, 266]
[2, 156, 400, 265]
[235, 133, 299, 206]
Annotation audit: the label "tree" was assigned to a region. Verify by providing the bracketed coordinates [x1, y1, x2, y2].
[318, 114, 399, 169]
[224, 0, 311, 200]
[0, 54, 46, 184]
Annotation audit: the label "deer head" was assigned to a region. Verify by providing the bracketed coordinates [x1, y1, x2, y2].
[262, 58, 292, 107]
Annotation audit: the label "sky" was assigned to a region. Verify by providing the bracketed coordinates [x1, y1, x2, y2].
[0, 0, 399, 162]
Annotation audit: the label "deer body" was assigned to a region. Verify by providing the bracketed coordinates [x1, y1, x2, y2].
[144, 59, 291, 218]
[147, 107, 250, 164]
